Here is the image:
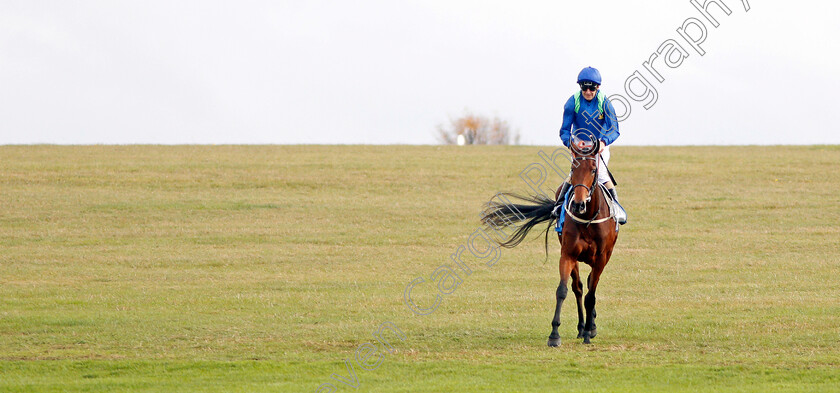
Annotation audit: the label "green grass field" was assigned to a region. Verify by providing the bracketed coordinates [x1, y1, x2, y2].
[1, 145, 838, 392]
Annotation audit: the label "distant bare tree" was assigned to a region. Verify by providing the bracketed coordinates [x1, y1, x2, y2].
[437, 111, 519, 145]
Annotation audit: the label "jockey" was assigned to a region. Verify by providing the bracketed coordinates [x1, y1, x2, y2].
[553, 66, 627, 225]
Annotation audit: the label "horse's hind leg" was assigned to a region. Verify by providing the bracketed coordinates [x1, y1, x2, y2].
[571, 264, 585, 338]
[548, 256, 575, 347]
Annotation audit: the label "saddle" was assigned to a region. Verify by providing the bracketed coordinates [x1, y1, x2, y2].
[555, 183, 622, 233]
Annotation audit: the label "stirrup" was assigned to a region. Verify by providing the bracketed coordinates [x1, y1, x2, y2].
[606, 187, 627, 225]
[613, 200, 627, 225]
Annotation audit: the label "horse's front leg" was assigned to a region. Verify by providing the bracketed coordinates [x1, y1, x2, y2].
[586, 272, 598, 338]
[548, 256, 575, 347]
[570, 264, 585, 338]
[582, 263, 606, 344]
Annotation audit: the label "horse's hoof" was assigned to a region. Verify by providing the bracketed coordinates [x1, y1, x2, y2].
[589, 328, 597, 338]
[547, 337, 561, 347]
[576, 331, 584, 339]
[581, 331, 592, 344]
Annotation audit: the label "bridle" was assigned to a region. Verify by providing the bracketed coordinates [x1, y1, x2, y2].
[565, 154, 614, 225]
[569, 155, 599, 205]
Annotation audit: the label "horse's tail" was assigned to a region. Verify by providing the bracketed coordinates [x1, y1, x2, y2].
[480, 192, 557, 249]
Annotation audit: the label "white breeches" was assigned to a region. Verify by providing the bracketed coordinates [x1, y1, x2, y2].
[598, 145, 611, 185]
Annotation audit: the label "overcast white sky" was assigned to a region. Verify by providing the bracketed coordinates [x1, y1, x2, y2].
[1, 0, 838, 145]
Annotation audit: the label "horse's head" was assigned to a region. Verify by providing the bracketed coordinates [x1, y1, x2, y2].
[568, 135, 600, 215]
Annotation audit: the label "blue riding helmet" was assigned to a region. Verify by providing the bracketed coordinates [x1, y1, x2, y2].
[577, 66, 602, 85]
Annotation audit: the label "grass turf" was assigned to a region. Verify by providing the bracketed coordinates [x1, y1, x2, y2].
[0, 145, 838, 392]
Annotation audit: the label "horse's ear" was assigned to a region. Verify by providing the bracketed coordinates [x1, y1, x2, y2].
[594, 138, 600, 155]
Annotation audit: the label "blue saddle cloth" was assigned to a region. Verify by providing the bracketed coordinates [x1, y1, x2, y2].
[554, 188, 572, 233]
[555, 185, 621, 233]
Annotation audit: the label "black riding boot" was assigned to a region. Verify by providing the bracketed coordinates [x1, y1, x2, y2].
[607, 188, 627, 225]
[551, 182, 571, 217]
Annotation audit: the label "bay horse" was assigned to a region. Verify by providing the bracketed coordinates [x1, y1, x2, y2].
[481, 137, 618, 345]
